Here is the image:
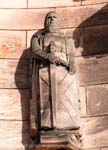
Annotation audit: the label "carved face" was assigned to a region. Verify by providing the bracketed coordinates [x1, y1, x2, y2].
[46, 12, 58, 26]
[44, 12, 60, 33]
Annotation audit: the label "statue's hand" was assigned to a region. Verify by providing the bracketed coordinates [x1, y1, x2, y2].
[47, 54, 60, 64]
[68, 64, 76, 75]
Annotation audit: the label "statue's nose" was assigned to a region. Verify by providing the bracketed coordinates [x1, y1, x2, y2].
[51, 18, 53, 21]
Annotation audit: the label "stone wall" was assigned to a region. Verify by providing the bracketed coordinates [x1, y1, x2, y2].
[0, 0, 108, 150]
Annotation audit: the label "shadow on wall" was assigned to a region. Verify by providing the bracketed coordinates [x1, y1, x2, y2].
[14, 3, 108, 150]
[15, 48, 31, 150]
[73, 4, 108, 57]
[73, 3, 108, 135]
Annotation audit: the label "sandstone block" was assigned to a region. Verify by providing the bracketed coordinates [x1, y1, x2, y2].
[82, 0, 108, 5]
[0, 9, 53, 30]
[76, 55, 108, 86]
[87, 84, 108, 116]
[28, 0, 81, 8]
[0, 59, 30, 88]
[0, 89, 30, 120]
[56, 4, 108, 28]
[0, 121, 30, 150]
[83, 25, 108, 56]
[0, 0, 27, 8]
[82, 116, 108, 148]
[0, 30, 27, 59]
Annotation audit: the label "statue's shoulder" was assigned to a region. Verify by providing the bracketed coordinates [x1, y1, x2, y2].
[32, 29, 46, 40]
[64, 35, 75, 52]
[64, 35, 74, 44]
[68, 37, 74, 45]
[64, 35, 73, 40]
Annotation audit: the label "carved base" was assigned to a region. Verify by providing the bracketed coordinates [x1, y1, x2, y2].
[32, 144, 77, 150]
[30, 143, 81, 150]
[30, 130, 82, 150]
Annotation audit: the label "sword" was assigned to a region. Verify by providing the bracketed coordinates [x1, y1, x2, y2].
[49, 41, 57, 129]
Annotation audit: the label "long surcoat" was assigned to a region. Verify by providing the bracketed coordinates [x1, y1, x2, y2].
[31, 30, 80, 131]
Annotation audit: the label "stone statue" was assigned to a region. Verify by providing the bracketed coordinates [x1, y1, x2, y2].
[30, 11, 81, 150]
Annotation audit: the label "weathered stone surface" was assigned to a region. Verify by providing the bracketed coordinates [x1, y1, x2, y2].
[33, 144, 76, 150]
[0, 89, 30, 120]
[56, 3, 108, 28]
[76, 55, 108, 86]
[82, 0, 108, 5]
[27, 30, 36, 48]
[87, 84, 108, 116]
[0, 0, 27, 8]
[1, 55, 108, 87]
[0, 59, 30, 88]
[0, 30, 27, 59]
[30, 12, 81, 149]
[62, 28, 84, 56]
[0, 121, 30, 150]
[28, 0, 81, 8]
[1, 55, 108, 88]
[79, 87, 86, 117]
[83, 25, 108, 56]
[27, 28, 84, 56]
[0, 4, 108, 29]
[82, 116, 108, 148]
[0, 9, 53, 30]
[84, 148, 101, 150]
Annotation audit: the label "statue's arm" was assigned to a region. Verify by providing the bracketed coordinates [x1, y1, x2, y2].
[31, 37, 60, 63]
[68, 38, 76, 74]
[31, 37, 49, 60]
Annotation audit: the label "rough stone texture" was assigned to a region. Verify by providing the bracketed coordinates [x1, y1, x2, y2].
[0, 0, 27, 8]
[82, 0, 108, 5]
[87, 84, 108, 116]
[33, 144, 79, 150]
[0, 59, 30, 88]
[0, 9, 53, 30]
[0, 0, 108, 150]
[62, 28, 84, 56]
[0, 89, 30, 120]
[1, 56, 108, 110]
[0, 31, 27, 59]
[0, 121, 30, 150]
[82, 116, 108, 149]
[28, 0, 81, 8]
[84, 148, 101, 150]
[56, 3, 108, 28]
[27, 30, 36, 48]
[79, 87, 86, 117]
[76, 55, 108, 86]
[0, 4, 108, 29]
[27, 28, 84, 56]
[83, 25, 108, 56]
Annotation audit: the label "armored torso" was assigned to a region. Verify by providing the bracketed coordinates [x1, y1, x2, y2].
[43, 33, 68, 62]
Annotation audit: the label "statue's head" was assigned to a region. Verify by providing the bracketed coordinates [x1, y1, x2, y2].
[44, 11, 61, 33]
